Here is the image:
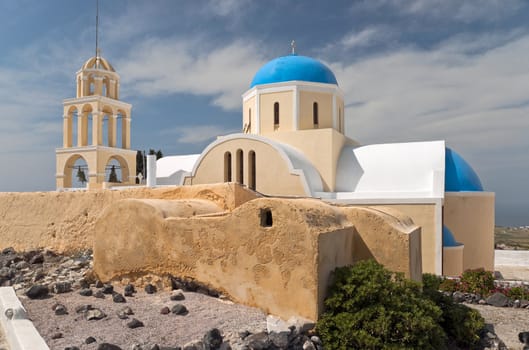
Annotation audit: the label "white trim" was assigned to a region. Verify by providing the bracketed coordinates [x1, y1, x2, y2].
[445, 191, 495, 198]
[255, 91, 260, 134]
[293, 86, 299, 130]
[63, 95, 132, 110]
[332, 94, 337, 129]
[242, 81, 343, 101]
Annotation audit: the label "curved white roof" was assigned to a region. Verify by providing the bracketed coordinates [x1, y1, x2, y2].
[156, 154, 200, 185]
[335, 140, 445, 199]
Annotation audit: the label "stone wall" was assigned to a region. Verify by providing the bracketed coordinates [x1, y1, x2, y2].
[0, 183, 421, 321]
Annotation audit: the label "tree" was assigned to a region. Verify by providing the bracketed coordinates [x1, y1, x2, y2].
[136, 149, 164, 183]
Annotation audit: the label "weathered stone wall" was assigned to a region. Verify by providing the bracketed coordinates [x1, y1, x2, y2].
[0, 183, 421, 321]
[0, 184, 258, 253]
[93, 196, 420, 321]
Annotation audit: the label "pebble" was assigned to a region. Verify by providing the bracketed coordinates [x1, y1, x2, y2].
[145, 283, 157, 294]
[127, 318, 145, 329]
[171, 304, 189, 315]
[53, 303, 68, 315]
[113, 292, 126, 303]
[25, 284, 49, 299]
[97, 343, 122, 350]
[85, 336, 97, 344]
[170, 289, 185, 301]
[160, 306, 170, 314]
[51, 332, 63, 339]
[85, 308, 106, 320]
[79, 288, 93, 296]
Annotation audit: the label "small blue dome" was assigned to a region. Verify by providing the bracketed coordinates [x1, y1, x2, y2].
[443, 226, 462, 247]
[250, 55, 338, 88]
[445, 148, 483, 192]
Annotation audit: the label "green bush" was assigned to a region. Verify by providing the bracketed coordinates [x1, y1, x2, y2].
[317, 260, 446, 350]
[422, 283, 484, 349]
[506, 286, 529, 300]
[459, 268, 494, 297]
[439, 278, 459, 293]
[422, 273, 442, 291]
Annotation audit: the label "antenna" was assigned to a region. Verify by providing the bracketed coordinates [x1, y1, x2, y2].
[95, 0, 100, 68]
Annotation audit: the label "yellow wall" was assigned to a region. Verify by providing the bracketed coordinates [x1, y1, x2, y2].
[259, 91, 293, 133]
[242, 96, 255, 133]
[444, 192, 495, 271]
[365, 203, 438, 274]
[298, 91, 333, 129]
[262, 129, 358, 191]
[443, 245, 464, 276]
[188, 138, 309, 196]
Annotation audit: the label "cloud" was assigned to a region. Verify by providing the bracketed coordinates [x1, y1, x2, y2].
[351, 0, 524, 23]
[162, 125, 239, 144]
[118, 38, 265, 110]
[207, 0, 251, 16]
[340, 27, 388, 50]
[332, 32, 529, 192]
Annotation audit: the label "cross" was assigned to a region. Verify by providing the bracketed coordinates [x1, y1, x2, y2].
[291, 40, 296, 55]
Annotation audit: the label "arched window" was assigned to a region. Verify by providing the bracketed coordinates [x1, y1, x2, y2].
[236, 149, 244, 184]
[224, 152, 232, 182]
[313, 102, 319, 126]
[248, 151, 256, 190]
[274, 102, 279, 126]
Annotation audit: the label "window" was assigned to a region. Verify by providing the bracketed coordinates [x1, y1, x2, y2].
[260, 208, 273, 227]
[224, 152, 232, 182]
[313, 102, 319, 126]
[236, 149, 244, 184]
[274, 102, 279, 126]
[248, 151, 256, 190]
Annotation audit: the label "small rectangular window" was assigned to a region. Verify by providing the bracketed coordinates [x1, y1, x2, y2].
[260, 208, 273, 227]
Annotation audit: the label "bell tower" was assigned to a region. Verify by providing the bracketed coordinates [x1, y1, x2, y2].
[55, 3, 136, 189]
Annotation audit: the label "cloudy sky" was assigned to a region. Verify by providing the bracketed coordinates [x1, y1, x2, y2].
[0, 0, 527, 226]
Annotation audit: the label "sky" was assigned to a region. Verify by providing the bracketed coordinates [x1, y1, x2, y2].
[0, 0, 527, 226]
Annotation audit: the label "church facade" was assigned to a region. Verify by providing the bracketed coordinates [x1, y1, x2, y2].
[158, 52, 495, 276]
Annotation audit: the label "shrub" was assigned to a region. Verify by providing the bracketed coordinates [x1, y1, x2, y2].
[317, 260, 446, 350]
[459, 268, 494, 297]
[506, 286, 529, 300]
[439, 278, 459, 293]
[422, 274, 485, 349]
[422, 273, 442, 291]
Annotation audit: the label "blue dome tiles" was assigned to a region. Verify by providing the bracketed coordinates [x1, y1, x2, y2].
[445, 148, 484, 192]
[250, 55, 338, 88]
[443, 226, 462, 247]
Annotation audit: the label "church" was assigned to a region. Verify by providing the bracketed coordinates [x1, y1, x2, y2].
[156, 48, 495, 277]
[55, 45, 494, 278]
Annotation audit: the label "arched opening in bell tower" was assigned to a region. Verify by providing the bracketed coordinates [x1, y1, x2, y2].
[64, 155, 89, 189]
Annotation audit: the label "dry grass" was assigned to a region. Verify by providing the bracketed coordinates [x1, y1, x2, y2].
[495, 226, 529, 249]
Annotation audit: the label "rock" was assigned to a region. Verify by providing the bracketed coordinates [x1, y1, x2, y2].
[29, 253, 44, 264]
[145, 283, 157, 294]
[170, 289, 185, 301]
[244, 332, 270, 350]
[127, 318, 144, 329]
[238, 331, 250, 340]
[203, 328, 223, 349]
[486, 292, 510, 307]
[287, 316, 316, 334]
[53, 303, 68, 315]
[0, 267, 13, 279]
[2, 247, 16, 255]
[116, 309, 129, 320]
[515, 299, 522, 308]
[15, 261, 29, 270]
[124, 284, 135, 294]
[51, 332, 63, 339]
[520, 331, 529, 344]
[171, 304, 189, 315]
[95, 280, 104, 288]
[182, 341, 204, 350]
[122, 306, 134, 315]
[52, 281, 71, 294]
[75, 304, 93, 314]
[85, 336, 97, 344]
[302, 340, 316, 350]
[101, 283, 114, 294]
[268, 331, 289, 348]
[25, 284, 49, 299]
[65, 347, 80, 350]
[267, 315, 290, 334]
[86, 308, 106, 320]
[113, 293, 126, 303]
[79, 288, 93, 296]
[94, 290, 105, 298]
[160, 306, 170, 314]
[97, 344, 122, 350]
[310, 336, 322, 345]
[452, 291, 466, 303]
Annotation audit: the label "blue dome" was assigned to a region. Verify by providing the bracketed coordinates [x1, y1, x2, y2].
[443, 226, 462, 247]
[250, 55, 338, 88]
[445, 148, 483, 192]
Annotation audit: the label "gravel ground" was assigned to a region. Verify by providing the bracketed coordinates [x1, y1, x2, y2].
[0, 326, 8, 350]
[467, 303, 528, 350]
[19, 287, 267, 350]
